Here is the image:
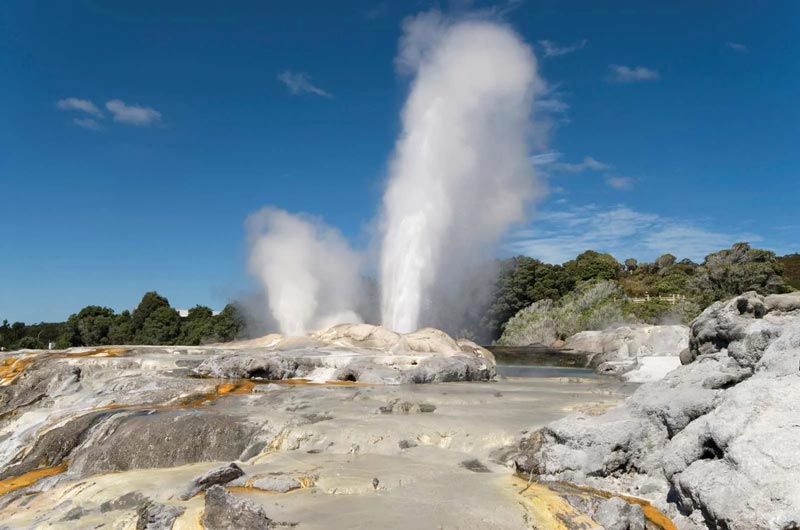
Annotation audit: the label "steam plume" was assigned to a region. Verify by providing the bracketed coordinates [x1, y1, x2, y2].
[246, 207, 363, 336]
[380, 14, 544, 333]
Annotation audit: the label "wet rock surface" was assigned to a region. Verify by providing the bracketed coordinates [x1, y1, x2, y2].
[511, 292, 800, 529]
[0, 325, 643, 529]
[202, 485, 274, 530]
[136, 501, 186, 530]
[179, 463, 244, 500]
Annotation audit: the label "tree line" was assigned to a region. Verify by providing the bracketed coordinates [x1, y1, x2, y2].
[481, 242, 797, 341]
[2, 243, 796, 350]
[0, 292, 246, 350]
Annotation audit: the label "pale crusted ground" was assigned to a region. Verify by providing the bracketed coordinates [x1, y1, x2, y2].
[0, 346, 631, 529]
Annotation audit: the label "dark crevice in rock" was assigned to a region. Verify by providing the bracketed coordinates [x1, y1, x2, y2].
[248, 369, 272, 380]
[700, 437, 724, 460]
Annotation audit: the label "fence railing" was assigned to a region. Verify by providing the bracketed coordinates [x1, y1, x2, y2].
[629, 293, 686, 305]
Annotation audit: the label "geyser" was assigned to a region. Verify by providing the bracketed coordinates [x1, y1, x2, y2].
[246, 207, 363, 336]
[380, 14, 544, 333]
[246, 13, 545, 336]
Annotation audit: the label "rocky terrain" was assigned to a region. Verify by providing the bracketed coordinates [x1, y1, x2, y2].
[565, 324, 689, 383]
[510, 291, 800, 529]
[0, 324, 654, 529]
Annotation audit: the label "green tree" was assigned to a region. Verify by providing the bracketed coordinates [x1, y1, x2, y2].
[136, 306, 181, 345]
[60, 306, 116, 347]
[108, 310, 133, 344]
[131, 292, 171, 333]
[179, 305, 217, 345]
[482, 257, 573, 340]
[17, 336, 43, 350]
[777, 254, 800, 289]
[691, 242, 792, 305]
[213, 304, 246, 342]
[0, 320, 11, 349]
[624, 258, 638, 272]
[564, 250, 621, 282]
[655, 253, 677, 269]
[10, 322, 25, 343]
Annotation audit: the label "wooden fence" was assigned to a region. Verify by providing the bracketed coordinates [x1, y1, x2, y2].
[629, 293, 686, 305]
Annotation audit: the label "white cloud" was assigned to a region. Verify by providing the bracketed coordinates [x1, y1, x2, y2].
[726, 42, 748, 53]
[277, 71, 333, 98]
[505, 203, 761, 264]
[605, 175, 635, 190]
[56, 98, 103, 118]
[105, 99, 162, 126]
[552, 156, 609, 172]
[608, 64, 660, 83]
[535, 96, 570, 114]
[538, 39, 587, 57]
[73, 117, 104, 131]
[530, 151, 562, 166]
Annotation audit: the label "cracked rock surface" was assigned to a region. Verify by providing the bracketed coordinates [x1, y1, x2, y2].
[0, 325, 633, 529]
[511, 292, 800, 530]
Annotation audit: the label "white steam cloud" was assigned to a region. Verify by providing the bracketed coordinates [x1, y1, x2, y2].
[245, 13, 546, 337]
[380, 14, 545, 333]
[246, 208, 363, 336]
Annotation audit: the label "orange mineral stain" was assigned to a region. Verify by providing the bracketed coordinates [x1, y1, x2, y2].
[61, 347, 130, 359]
[0, 463, 68, 496]
[558, 482, 677, 530]
[0, 356, 33, 386]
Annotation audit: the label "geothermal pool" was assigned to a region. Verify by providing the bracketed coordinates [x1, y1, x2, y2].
[0, 345, 636, 529]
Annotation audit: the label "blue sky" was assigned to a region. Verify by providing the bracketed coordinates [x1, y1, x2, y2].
[1, 0, 798, 322]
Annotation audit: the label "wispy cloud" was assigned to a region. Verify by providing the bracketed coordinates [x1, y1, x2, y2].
[277, 71, 332, 98]
[726, 42, 748, 53]
[73, 117, 104, 131]
[535, 96, 570, 114]
[57, 97, 162, 129]
[505, 203, 761, 264]
[530, 151, 562, 166]
[605, 175, 635, 190]
[530, 83, 571, 145]
[552, 156, 609, 172]
[608, 64, 660, 83]
[56, 97, 103, 118]
[538, 39, 587, 58]
[105, 99, 162, 126]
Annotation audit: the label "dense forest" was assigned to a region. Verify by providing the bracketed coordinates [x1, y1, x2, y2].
[1, 243, 796, 350]
[483, 242, 796, 342]
[0, 292, 246, 350]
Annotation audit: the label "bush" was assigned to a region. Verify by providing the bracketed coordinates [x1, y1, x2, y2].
[481, 257, 573, 340]
[136, 306, 181, 345]
[564, 251, 621, 282]
[16, 336, 43, 350]
[498, 281, 635, 346]
[777, 254, 800, 289]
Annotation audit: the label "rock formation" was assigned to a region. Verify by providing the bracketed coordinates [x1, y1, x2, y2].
[510, 291, 800, 529]
[0, 325, 522, 529]
[195, 324, 496, 384]
[565, 324, 689, 382]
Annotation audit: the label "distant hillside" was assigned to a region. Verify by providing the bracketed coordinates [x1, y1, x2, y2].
[778, 254, 800, 289]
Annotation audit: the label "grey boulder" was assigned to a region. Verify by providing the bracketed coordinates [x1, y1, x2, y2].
[179, 462, 245, 500]
[511, 292, 800, 529]
[202, 485, 274, 530]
